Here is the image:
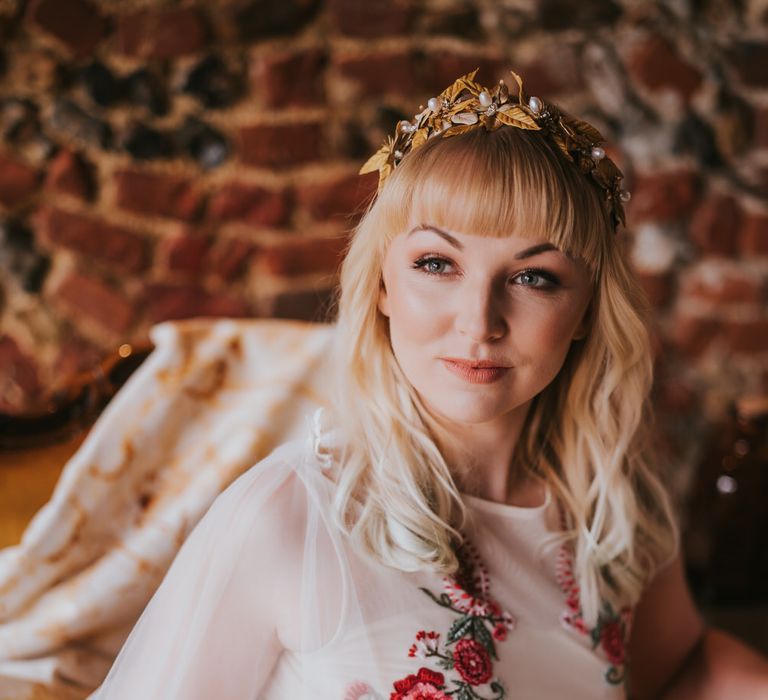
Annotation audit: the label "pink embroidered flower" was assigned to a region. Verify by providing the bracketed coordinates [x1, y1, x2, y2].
[453, 639, 493, 686]
[344, 680, 376, 700]
[391, 668, 448, 700]
[408, 630, 440, 658]
[600, 620, 625, 667]
[492, 622, 508, 641]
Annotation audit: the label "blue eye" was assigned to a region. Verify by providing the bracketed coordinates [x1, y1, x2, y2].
[413, 256, 453, 275]
[512, 268, 560, 288]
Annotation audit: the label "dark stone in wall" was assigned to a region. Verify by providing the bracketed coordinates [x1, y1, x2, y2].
[123, 123, 176, 160]
[537, 0, 621, 30]
[51, 98, 112, 148]
[175, 116, 229, 169]
[0, 219, 51, 293]
[80, 61, 124, 108]
[123, 68, 169, 116]
[231, 0, 321, 39]
[675, 113, 722, 168]
[182, 54, 243, 109]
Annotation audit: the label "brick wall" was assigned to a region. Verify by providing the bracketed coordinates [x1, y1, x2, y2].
[0, 0, 766, 479]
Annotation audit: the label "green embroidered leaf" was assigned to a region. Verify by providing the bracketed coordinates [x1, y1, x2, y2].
[472, 617, 498, 659]
[447, 615, 474, 643]
[455, 684, 475, 700]
[489, 680, 506, 699]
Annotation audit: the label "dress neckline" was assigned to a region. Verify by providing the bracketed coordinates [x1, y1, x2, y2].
[460, 485, 551, 519]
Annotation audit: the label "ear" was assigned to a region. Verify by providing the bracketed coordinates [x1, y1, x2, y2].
[378, 280, 390, 317]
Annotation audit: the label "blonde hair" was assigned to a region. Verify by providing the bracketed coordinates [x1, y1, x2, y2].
[331, 126, 677, 625]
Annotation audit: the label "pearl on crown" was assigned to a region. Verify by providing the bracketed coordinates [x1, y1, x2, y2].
[528, 96, 542, 114]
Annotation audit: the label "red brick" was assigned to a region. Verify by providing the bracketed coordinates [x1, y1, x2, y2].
[45, 149, 94, 200]
[333, 50, 421, 97]
[143, 283, 250, 323]
[328, 0, 413, 37]
[40, 207, 148, 274]
[57, 272, 135, 334]
[159, 231, 211, 275]
[209, 238, 257, 281]
[207, 182, 290, 226]
[115, 8, 209, 59]
[0, 153, 39, 207]
[269, 287, 335, 322]
[688, 194, 741, 256]
[628, 36, 702, 103]
[667, 314, 719, 358]
[254, 47, 326, 107]
[627, 170, 701, 224]
[681, 262, 766, 304]
[425, 51, 505, 94]
[725, 319, 768, 354]
[52, 333, 102, 387]
[115, 169, 205, 221]
[26, 0, 107, 57]
[739, 210, 768, 256]
[259, 235, 348, 276]
[751, 105, 768, 150]
[296, 171, 377, 222]
[238, 121, 323, 168]
[516, 51, 586, 97]
[636, 271, 673, 308]
[0, 335, 42, 412]
[726, 41, 768, 88]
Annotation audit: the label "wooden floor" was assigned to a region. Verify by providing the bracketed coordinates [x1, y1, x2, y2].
[0, 431, 87, 548]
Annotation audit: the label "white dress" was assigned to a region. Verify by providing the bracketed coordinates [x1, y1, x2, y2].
[90, 416, 631, 699]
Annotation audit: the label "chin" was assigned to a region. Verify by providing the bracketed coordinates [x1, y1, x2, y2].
[421, 393, 522, 427]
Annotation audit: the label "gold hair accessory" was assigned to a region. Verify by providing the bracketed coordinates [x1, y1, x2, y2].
[360, 68, 631, 231]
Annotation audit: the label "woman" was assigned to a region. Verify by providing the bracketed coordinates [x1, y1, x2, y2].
[91, 70, 768, 699]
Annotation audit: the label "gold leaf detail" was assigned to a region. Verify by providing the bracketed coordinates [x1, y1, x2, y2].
[442, 124, 476, 138]
[359, 144, 391, 175]
[495, 106, 540, 130]
[508, 69, 524, 104]
[412, 128, 429, 149]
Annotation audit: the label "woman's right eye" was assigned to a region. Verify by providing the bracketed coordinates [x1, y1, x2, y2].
[413, 255, 454, 275]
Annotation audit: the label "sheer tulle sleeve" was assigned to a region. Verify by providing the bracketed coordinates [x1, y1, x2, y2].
[89, 438, 346, 699]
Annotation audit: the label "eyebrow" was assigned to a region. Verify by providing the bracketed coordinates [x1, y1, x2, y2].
[407, 225, 561, 259]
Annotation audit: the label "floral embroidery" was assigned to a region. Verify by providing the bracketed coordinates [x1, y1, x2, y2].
[555, 542, 633, 685]
[389, 541, 514, 700]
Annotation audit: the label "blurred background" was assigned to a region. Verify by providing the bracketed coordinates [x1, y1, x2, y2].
[0, 0, 766, 653]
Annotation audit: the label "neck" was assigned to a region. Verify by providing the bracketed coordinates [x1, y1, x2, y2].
[423, 402, 540, 505]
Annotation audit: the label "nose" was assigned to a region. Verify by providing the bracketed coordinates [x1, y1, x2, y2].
[454, 279, 507, 342]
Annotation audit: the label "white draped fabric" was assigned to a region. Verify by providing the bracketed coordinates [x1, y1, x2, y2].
[0, 319, 334, 699]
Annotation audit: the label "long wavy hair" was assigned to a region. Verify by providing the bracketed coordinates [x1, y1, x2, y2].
[331, 126, 677, 625]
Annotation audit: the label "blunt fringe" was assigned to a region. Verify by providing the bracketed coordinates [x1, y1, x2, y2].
[331, 126, 678, 625]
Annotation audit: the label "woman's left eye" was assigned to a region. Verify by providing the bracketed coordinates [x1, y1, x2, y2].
[413, 256, 454, 275]
[512, 268, 560, 288]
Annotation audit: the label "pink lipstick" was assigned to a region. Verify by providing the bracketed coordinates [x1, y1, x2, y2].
[440, 358, 511, 384]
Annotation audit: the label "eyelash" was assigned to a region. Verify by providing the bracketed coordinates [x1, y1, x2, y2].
[412, 255, 561, 289]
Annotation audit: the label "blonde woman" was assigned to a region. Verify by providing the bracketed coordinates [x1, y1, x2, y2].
[91, 70, 768, 699]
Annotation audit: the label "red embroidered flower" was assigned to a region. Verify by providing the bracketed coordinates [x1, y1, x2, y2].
[492, 622, 508, 641]
[391, 668, 448, 700]
[599, 620, 625, 666]
[408, 630, 440, 658]
[453, 639, 493, 686]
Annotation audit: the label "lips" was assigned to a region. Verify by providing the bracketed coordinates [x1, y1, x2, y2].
[440, 357, 511, 384]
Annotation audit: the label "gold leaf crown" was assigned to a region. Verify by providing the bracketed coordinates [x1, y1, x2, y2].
[360, 68, 630, 232]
